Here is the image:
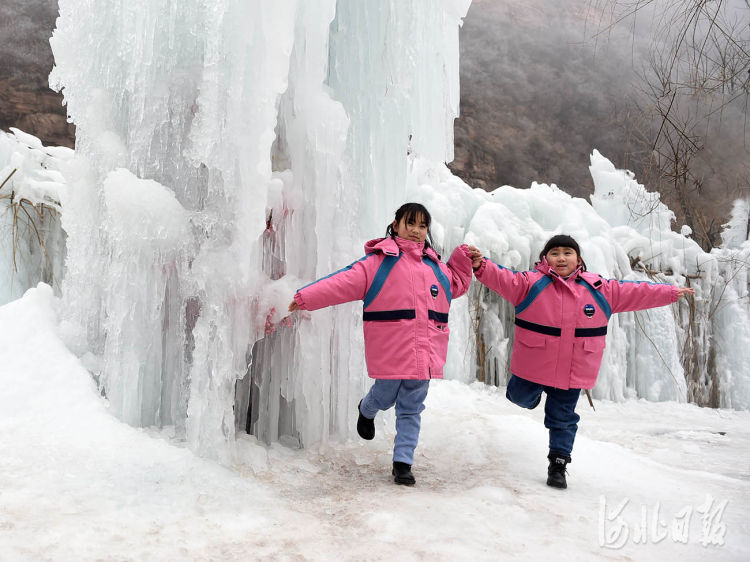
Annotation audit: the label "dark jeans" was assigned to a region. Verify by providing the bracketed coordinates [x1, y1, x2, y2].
[506, 374, 581, 459]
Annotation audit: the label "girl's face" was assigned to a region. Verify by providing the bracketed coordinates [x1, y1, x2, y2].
[393, 213, 428, 243]
[545, 246, 581, 277]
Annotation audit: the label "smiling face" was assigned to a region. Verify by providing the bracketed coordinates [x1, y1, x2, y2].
[393, 212, 428, 243]
[545, 246, 581, 277]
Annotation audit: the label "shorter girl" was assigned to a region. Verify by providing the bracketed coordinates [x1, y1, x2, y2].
[472, 234, 694, 489]
[289, 203, 479, 485]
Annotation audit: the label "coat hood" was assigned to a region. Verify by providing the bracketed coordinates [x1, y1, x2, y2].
[535, 256, 582, 280]
[364, 236, 441, 262]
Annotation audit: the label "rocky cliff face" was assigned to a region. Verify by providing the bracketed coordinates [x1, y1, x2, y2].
[0, 0, 74, 148]
[0, 77, 74, 148]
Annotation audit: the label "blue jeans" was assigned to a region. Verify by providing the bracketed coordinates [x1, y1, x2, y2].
[360, 379, 430, 465]
[506, 374, 581, 459]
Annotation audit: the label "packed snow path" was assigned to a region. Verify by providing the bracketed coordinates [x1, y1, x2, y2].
[1, 285, 748, 561]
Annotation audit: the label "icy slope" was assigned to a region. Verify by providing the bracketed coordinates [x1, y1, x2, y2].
[1, 285, 748, 560]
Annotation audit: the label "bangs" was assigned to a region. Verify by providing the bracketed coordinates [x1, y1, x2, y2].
[400, 203, 431, 227]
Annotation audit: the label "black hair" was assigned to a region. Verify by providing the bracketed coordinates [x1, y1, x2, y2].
[385, 202, 434, 250]
[538, 234, 587, 271]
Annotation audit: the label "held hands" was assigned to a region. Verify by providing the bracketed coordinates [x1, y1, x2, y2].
[468, 245, 483, 271]
[677, 287, 695, 299]
[288, 300, 299, 312]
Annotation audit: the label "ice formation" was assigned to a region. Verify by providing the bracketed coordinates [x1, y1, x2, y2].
[0, 0, 746, 461]
[0, 128, 70, 304]
[43, 0, 473, 462]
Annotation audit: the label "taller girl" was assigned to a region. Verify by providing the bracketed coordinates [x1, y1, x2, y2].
[289, 203, 478, 485]
[473, 234, 694, 489]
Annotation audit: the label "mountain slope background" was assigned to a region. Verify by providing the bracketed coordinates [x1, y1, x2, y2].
[449, 0, 750, 246]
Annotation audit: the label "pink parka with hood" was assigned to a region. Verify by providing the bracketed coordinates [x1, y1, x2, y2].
[474, 257, 679, 390]
[294, 236, 474, 380]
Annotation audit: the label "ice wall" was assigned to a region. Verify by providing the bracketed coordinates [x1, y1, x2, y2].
[44, 0, 749, 463]
[406, 151, 750, 407]
[51, 1, 301, 458]
[407, 156, 652, 400]
[49, 0, 472, 462]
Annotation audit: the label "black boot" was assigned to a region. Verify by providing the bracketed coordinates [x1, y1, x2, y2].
[392, 461, 416, 486]
[356, 399, 375, 440]
[547, 454, 570, 489]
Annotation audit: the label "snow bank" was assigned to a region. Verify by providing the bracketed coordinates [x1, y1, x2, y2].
[0, 284, 290, 559]
[1, 285, 748, 560]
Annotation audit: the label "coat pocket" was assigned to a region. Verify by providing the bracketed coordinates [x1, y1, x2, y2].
[515, 329, 547, 349]
[363, 320, 415, 376]
[570, 336, 607, 388]
[428, 322, 450, 368]
[510, 328, 555, 377]
[583, 338, 604, 352]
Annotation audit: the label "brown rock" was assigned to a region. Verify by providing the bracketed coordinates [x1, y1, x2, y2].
[0, 77, 75, 148]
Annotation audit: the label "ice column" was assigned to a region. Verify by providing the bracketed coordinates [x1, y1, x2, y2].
[49, 0, 473, 460]
[327, 0, 471, 237]
[713, 200, 750, 409]
[51, 0, 298, 460]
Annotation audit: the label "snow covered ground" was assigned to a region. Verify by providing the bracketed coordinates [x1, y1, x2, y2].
[1, 284, 748, 561]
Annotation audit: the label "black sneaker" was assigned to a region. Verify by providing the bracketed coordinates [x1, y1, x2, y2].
[547, 454, 570, 489]
[392, 461, 416, 486]
[357, 399, 375, 440]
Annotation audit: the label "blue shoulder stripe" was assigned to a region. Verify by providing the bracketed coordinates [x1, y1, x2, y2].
[578, 277, 612, 319]
[298, 254, 374, 292]
[616, 279, 666, 286]
[363, 253, 403, 310]
[515, 276, 553, 315]
[423, 257, 452, 305]
[497, 262, 522, 273]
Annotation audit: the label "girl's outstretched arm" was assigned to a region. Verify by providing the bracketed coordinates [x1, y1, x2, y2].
[290, 255, 375, 312]
[602, 277, 692, 313]
[445, 244, 476, 299]
[473, 257, 533, 306]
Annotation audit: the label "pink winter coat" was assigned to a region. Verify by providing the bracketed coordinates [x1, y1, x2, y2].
[294, 236, 474, 380]
[474, 257, 679, 390]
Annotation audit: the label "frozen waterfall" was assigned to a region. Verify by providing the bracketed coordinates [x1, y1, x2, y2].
[0, 0, 742, 463]
[46, 0, 471, 462]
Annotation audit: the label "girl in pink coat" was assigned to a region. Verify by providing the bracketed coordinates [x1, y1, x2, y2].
[289, 203, 479, 485]
[472, 234, 694, 489]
